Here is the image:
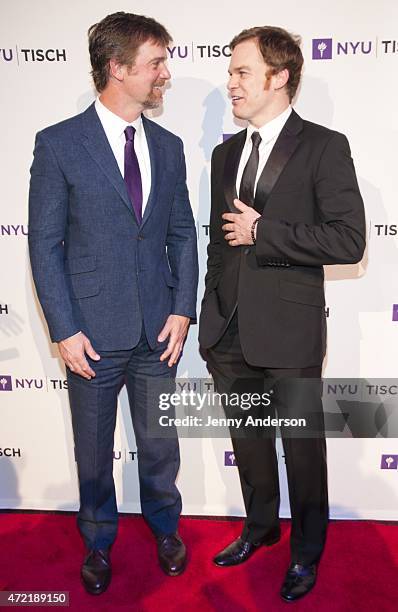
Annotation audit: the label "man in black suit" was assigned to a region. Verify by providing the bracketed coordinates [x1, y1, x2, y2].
[199, 26, 365, 602]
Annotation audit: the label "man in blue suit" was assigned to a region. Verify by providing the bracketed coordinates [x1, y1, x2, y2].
[29, 12, 198, 594]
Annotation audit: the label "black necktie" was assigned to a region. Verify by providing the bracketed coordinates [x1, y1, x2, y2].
[239, 131, 262, 207]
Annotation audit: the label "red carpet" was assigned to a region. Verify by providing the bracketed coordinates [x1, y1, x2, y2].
[0, 514, 397, 611]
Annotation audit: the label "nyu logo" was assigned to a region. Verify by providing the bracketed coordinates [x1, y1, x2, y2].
[14, 378, 44, 390]
[380, 454, 398, 469]
[313, 38, 373, 59]
[312, 39, 333, 60]
[0, 48, 67, 63]
[113, 449, 138, 462]
[167, 44, 231, 61]
[167, 45, 189, 60]
[0, 375, 69, 391]
[224, 451, 236, 466]
[0, 48, 14, 62]
[0, 376, 12, 391]
[337, 41, 372, 56]
[393, 305, 398, 322]
[0, 224, 28, 236]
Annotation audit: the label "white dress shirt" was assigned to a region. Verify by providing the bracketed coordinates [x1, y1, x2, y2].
[236, 105, 292, 198]
[94, 97, 151, 212]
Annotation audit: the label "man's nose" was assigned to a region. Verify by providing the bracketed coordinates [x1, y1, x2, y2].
[161, 65, 171, 80]
[227, 75, 237, 90]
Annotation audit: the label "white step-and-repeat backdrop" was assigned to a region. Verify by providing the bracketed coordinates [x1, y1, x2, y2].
[1, 0, 398, 519]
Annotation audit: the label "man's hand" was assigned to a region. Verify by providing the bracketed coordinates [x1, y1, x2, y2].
[58, 332, 100, 379]
[158, 315, 190, 367]
[222, 198, 261, 246]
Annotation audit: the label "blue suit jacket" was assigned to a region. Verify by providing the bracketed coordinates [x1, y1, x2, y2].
[29, 103, 198, 350]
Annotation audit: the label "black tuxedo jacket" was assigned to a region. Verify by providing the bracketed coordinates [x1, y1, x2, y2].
[199, 110, 366, 368]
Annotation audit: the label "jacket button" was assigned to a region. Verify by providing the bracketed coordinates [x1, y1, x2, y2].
[138, 235, 144, 240]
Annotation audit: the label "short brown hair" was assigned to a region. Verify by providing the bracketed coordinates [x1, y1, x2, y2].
[230, 26, 303, 101]
[88, 12, 172, 92]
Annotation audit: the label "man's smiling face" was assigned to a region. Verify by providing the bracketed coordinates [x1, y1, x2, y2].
[227, 39, 278, 127]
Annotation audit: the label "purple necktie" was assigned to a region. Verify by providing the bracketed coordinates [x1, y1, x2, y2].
[124, 126, 143, 223]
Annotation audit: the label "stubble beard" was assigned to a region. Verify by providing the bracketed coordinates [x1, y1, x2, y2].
[143, 82, 165, 109]
[143, 97, 161, 109]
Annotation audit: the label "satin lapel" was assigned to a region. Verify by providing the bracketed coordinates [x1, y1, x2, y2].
[254, 110, 303, 214]
[223, 130, 246, 212]
[141, 115, 161, 228]
[80, 103, 136, 221]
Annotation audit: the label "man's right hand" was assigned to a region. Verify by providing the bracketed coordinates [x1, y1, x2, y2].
[58, 332, 100, 379]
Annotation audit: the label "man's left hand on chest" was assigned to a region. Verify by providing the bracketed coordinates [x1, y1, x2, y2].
[222, 199, 261, 246]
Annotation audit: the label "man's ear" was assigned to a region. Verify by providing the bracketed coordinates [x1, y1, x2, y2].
[109, 58, 125, 82]
[273, 68, 289, 91]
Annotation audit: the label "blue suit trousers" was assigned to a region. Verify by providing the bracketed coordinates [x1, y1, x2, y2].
[67, 327, 181, 550]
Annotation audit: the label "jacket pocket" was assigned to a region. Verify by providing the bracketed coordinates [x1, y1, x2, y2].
[65, 256, 96, 275]
[163, 267, 178, 288]
[65, 256, 99, 298]
[279, 279, 325, 307]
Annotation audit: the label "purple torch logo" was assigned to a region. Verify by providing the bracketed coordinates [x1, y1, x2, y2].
[312, 39, 333, 60]
[224, 451, 236, 466]
[380, 454, 398, 470]
[0, 375, 12, 391]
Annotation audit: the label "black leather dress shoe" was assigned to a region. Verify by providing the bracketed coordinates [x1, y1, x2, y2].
[213, 532, 280, 567]
[280, 563, 317, 602]
[157, 533, 187, 576]
[81, 549, 111, 595]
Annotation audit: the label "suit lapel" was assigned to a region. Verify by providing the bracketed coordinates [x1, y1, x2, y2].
[254, 109, 303, 214]
[80, 103, 137, 222]
[223, 131, 246, 212]
[141, 115, 162, 228]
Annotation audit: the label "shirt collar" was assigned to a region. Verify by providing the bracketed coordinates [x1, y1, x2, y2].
[95, 97, 143, 140]
[247, 105, 292, 146]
